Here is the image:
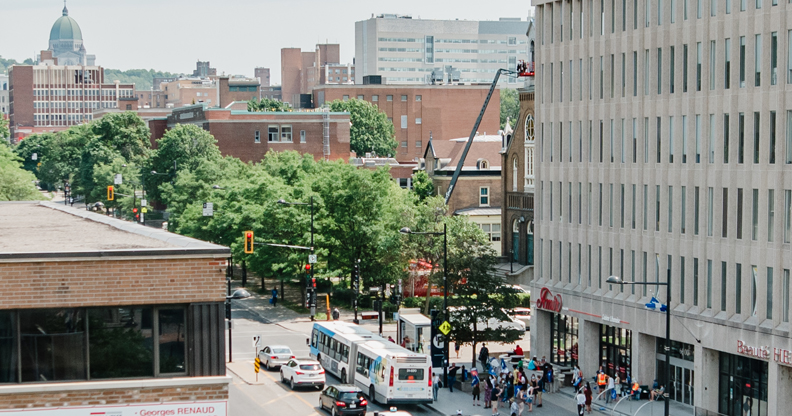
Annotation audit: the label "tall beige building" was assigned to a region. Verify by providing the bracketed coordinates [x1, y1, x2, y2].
[531, 1, 792, 415]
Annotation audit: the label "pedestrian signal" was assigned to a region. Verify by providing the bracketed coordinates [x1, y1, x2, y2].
[244, 231, 254, 254]
[107, 186, 114, 201]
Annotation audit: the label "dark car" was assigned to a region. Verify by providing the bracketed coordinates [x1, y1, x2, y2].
[319, 384, 367, 416]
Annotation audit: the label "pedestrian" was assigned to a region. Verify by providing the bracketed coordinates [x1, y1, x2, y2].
[576, 388, 586, 416]
[432, 372, 440, 401]
[479, 344, 490, 372]
[527, 356, 537, 371]
[510, 398, 520, 416]
[614, 374, 622, 398]
[572, 365, 582, 391]
[484, 376, 494, 408]
[515, 385, 526, 415]
[471, 369, 481, 406]
[605, 374, 615, 404]
[388, 336, 395, 343]
[271, 288, 278, 307]
[596, 371, 607, 398]
[505, 372, 514, 403]
[490, 383, 502, 416]
[535, 373, 543, 408]
[584, 382, 593, 414]
[455, 342, 461, 358]
[331, 307, 340, 320]
[448, 363, 459, 392]
[525, 383, 535, 412]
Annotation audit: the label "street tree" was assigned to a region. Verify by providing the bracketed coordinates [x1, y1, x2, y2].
[411, 170, 434, 202]
[0, 116, 9, 144]
[37, 130, 87, 189]
[0, 145, 43, 201]
[248, 97, 292, 112]
[327, 99, 397, 157]
[500, 88, 519, 130]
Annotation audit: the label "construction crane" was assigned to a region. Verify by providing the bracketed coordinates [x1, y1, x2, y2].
[443, 61, 534, 205]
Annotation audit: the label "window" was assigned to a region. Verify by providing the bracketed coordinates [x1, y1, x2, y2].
[752, 188, 759, 241]
[785, 190, 791, 243]
[695, 114, 701, 163]
[300, 130, 306, 143]
[693, 258, 699, 306]
[755, 34, 762, 86]
[707, 187, 714, 236]
[710, 41, 716, 90]
[668, 186, 673, 232]
[656, 185, 661, 231]
[280, 125, 292, 142]
[783, 269, 790, 323]
[694, 186, 700, 235]
[633, 51, 638, 96]
[707, 259, 713, 308]
[709, 114, 715, 163]
[416, 95, 422, 101]
[736, 264, 743, 314]
[401, 141, 407, 148]
[670, 46, 675, 93]
[725, 38, 731, 89]
[683, 44, 689, 92]
[481, 223, 501, 242]
[387, 95, 393, 101]
[400, 115, 407, 129]
[771, 32, 778, 85]
[415, 117, 422, 125]
[768, 189, 775, 242]
[739, 36, 746, 88]
[644, 49, 650, 96]
[372, 95, 379, 102]
[254, 130, 261, 143]
[480, 187, 490, 206]
[401, 95, 407, 102]
[722, 188, 729, 237]
[697, 0, 702, 17]
[724, 113, 730, 163]
[268, 126, 279, 142]
[657, 48, 662, 94]
[681, 186, 687, 233]
[696, 42, 702, 91]
[767, 267, 774, 319]
[738, 112, 745, 163]
[770, 111, 777, 163]
[415, 140, 422, 148]
[644, 184, 648, 230]
[680, 256, 686, 303]
[670, 116, 676, 163]
[737, 188, 744, 239]
[343, 95, 349, 101]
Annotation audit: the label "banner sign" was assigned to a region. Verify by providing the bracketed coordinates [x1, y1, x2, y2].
[0, 401, 227, 416]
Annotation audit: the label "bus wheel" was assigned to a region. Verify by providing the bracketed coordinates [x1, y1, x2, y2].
[340, 369, 347, 384]
[368, 385, 376, 403]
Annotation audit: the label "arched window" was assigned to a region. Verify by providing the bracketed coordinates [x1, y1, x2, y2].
[524, 115, 535, 143]
[512, 157, 518, 191]
[477, 159, 490, 169]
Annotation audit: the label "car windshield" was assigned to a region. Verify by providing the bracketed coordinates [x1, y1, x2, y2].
[300, 364, 321, 370]
[338, 392, 363, 401]
[272, 348, 291, 354]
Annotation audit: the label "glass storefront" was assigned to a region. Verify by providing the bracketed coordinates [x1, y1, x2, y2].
[656, 340, 695, 406]
[550, 313, 578, 367]
[600, 324, 631, 379]
[718, 352, 768, 416]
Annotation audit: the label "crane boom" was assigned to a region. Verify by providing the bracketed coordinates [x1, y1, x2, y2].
[444, 69, 516, 205]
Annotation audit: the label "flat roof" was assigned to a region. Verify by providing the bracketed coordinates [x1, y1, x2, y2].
[0, 202, 229, 260]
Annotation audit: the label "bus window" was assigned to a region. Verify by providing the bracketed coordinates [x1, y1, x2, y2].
[342, 345, 349, 363]
[399, 368, 425, 381]
[311, 330, 318, 348]
[356, 353, 370, 377]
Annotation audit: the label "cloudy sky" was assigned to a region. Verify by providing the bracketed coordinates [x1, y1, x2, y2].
[2, 0, 533, 81]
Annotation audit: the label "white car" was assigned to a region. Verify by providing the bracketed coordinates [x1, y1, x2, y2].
[513, 307, 531, 330]
[280, 358, 325, 390]
[259, 345, 295, 370]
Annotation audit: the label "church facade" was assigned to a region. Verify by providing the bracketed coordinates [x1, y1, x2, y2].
[45, 5, 95, 66]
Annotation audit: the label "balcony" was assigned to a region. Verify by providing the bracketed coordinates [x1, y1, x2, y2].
[506, 192, 534, 211]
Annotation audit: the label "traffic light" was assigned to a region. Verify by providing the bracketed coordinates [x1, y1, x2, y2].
[132, 208, 138, 214]
[305, 264, 311, 273]
[243, 231, 254, 254]
[107, 186, 114, 201]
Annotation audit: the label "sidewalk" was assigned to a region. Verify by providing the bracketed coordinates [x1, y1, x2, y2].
[427, 382, 578, 416]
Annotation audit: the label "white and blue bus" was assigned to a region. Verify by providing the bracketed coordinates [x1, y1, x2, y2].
[309, 322, 433, 405]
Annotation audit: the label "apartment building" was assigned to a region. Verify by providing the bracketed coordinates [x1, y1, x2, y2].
[531, 1, 792, 415]
[355, 14, 531, 85]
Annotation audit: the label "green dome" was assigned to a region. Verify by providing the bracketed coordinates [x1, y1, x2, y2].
[49, 7, 82, 41]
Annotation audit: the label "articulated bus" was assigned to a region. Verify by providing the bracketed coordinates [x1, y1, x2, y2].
[309, 322, 433, 405]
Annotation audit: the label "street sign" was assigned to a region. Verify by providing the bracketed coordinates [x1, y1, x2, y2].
[438, 321, 451, 336]
[202, 202, 214, 217]
[308, 254, 317, 264]
[141, 199, 147, 207]
[114, 174, 122, 185]
[31, 153, 37, 161]
[253, 335, 261, 348]
[254, 357, 261, 373]
[141, 207, 148, 213]
[369, 287, 380, 292]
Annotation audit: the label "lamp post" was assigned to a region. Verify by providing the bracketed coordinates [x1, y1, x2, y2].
[400, 223, 448, 385]
[606, 269, 671, 416]
[277, 197, 315, 320]
[226, 284, 252, 363]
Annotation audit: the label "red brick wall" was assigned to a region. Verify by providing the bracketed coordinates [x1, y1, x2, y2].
[0, 383, 228, 409]
[0, 257, 227, 310]
[434, 177, 503, 213]
[281, 49, 303, 106]
[8, 66, 33, 135]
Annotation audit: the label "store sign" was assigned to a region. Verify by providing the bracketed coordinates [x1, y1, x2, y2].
[0, 401, 227, 416]
[736, 340, 792, 366]
[535, 287, 563, 313]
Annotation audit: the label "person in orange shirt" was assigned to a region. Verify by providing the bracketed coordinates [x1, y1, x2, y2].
[631, 381, 641, 400]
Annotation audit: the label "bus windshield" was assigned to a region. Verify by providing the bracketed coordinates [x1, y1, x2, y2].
[398, 368, 424, 381]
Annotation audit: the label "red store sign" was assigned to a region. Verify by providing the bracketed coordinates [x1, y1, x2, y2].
[535, 287, 563, 313]
[736, 340, 792, 367]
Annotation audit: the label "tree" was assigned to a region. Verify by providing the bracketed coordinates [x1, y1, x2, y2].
[0, 145, 42, 201]
[500, 88, 519, 130]
[248, 98, 292, 112]
[327, 99, 397, 157]
[443, 216, 523, 369]
[0, 116, 8, 144]
[411, 170, 434, 202]
[147, 124, 222, 203]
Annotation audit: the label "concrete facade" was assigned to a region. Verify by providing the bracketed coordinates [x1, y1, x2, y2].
[313, 84, 500, 161]
[531, 1, 792, 415]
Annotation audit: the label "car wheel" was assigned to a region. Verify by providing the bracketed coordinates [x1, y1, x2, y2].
[369, 385, 376, 403]
[340, 369, 347, 384]
[291, 377, 296, 390]
[319, 398, 324, 410]
[280, 371, 285, 383]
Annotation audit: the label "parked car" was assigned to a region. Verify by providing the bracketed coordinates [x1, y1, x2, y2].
[505, 284, 531, 295]
[280, 358, 326, 390]
[258, 345, 295, 370]
[513, 307, 531, 330]
[319, 384, 367, 416]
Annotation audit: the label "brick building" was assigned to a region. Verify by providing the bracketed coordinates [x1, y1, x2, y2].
[0, 202, 230, 413]
[313, 83, 500, 161]
[422, 134, 503, 254]
[149, 104, 351, 162]
[281, 44, 354, 107]
[8, 51, 137, 140]
[254, 67, 271, 87]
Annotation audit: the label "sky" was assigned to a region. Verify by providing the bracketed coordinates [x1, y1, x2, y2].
[1, 0, 533, 82]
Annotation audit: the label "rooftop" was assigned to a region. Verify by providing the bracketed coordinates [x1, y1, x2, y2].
[0, 202, 228, 260]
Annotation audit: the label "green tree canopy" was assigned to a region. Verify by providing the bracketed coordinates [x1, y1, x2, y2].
[500, 88, 519, 130]
[327, 99, 397, 157]
[0, 145, 42, 201]
[102, 68, 183, 91]
[0, 116, 8, 144]
[411, 170, 434, 202]
[248, 98, 292, 112]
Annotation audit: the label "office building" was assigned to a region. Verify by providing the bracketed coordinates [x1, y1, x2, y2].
[0, 74, 8, 116]
[281, 44, 354, 107]
[531, 1, 792, 415]
[355, 14, 531, 85]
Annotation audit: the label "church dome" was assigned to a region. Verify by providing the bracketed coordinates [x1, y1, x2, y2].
[49, 6, 82, 41]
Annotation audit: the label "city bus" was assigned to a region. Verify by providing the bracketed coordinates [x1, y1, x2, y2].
[309, 322, 433, 405]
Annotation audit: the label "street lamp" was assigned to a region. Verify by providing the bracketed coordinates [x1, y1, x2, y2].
[400, 224, 448, 385]
[606, 269, 671, 416]
[226, 283, 251, 363]
[277, 197, 315, 320]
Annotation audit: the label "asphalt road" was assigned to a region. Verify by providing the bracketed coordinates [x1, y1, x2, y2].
[227, 306, 441, 416]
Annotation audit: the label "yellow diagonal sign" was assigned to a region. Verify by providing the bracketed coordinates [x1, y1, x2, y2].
[439, 321, 451, 335]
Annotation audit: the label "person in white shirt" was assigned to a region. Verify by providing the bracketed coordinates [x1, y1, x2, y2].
[576, 390, 586, 416]
[605, 375, 615, 404]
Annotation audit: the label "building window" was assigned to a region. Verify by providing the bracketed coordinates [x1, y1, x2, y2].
[480, 187, 490, 206]
[416, 140, 422, 148]
[416, 95, 422, 101]
[550, 314, 579, 367]
[478, 159, 490, 169]
[401, 95, 407, 101]
[357, 95, 364, 100]
[280, 125, 292, 142]
[481, 223, 501, 242]
[268, 126, 279, 142]
[401, 141, 408, 148]
[387, 95, 393, 101]
[415, 117, 422, 125]
[400, 115, 408, 129]
[372, 95, 379, 102]
[300, 130, 306, 143]
[255, 130, 261, 143]
[343, 95, 349, 101]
